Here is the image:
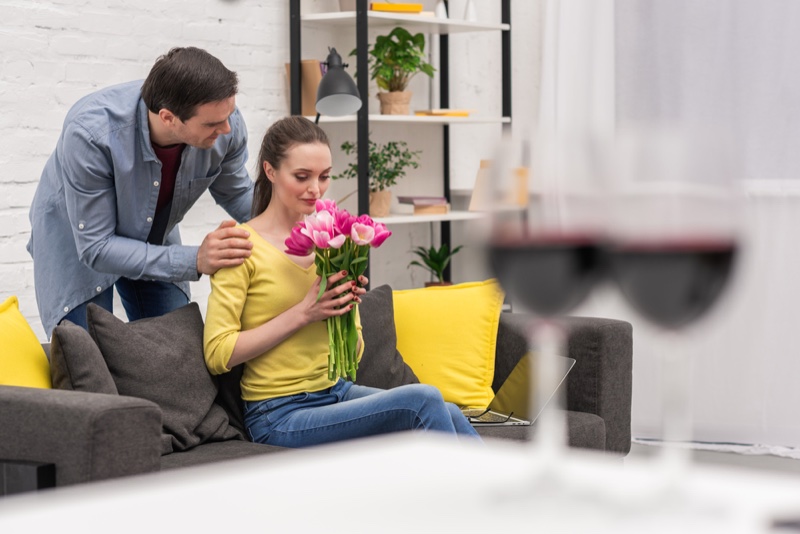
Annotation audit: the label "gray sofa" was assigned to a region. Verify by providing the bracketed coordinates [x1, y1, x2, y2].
[0, 289, 632, 491]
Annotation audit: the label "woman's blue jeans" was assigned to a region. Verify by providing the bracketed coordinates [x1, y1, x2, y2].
[243, 380, 481, 448]
[62, 278, 189, 330]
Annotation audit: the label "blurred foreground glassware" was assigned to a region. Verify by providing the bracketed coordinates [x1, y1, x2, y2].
[486, 131, 609, 477]
[607, 125, 742, 488]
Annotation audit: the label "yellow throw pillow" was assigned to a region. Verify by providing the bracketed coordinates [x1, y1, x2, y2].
[393, 279, 504, 410]
[0, 296, 51, 388]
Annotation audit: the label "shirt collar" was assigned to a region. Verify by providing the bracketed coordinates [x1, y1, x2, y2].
[138, 98, 159, 163]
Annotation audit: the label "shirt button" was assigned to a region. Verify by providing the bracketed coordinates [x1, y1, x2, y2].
[78, 223, 85, 230]
[63, 306, 70, 312]
[146, 217, 153, 223]
[96, 286, 102, 292]
[153, 181, 159, 187]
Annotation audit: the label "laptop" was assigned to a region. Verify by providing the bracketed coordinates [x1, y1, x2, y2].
[462, 353, 576, 427]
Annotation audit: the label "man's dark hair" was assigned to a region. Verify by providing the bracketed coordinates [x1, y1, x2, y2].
[141, 47, 238, 122]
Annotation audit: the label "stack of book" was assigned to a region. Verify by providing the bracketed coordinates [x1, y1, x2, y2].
[397, 195, 450, 215]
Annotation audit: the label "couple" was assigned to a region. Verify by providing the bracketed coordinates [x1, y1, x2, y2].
[29, 47, 479, 448]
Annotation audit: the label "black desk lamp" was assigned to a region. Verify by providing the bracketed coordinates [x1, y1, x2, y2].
[315, 47, 362, 123]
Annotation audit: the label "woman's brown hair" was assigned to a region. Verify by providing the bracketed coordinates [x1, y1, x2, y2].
[252, 116, 330, 218]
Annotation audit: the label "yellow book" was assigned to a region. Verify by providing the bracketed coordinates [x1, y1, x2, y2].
[415, 109, 474, 117]
[370, 3, 424, 13]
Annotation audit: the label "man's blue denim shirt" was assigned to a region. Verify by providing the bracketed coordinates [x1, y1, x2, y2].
[27, 80, 254, 336]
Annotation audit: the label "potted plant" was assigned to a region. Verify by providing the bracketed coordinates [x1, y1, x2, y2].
[408, 243, 464, 286]
[352, 26, 436, 115]
[333, 138, 421, 217]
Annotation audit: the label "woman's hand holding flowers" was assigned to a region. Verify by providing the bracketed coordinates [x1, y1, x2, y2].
[300, 271, 368, 323]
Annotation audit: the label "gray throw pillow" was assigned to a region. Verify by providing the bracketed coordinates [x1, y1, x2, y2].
[356, 285, 419, 389]
[86, 302, 242, 454]
[50, 319, 118, 394]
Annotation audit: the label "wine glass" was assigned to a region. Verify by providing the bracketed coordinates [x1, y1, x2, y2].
[486, 130, 610, 470]
[607, 124, 742, 490]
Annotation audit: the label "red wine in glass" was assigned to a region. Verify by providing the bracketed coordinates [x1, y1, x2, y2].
[608, 239, 737, 330]
[488, 235, 606, 317]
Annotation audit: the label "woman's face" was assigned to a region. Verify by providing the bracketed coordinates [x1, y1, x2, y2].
[265, 142, 332, 216]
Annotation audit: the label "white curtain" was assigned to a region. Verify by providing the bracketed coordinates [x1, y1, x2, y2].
[540, 0, 800, 448]
[538, 0, 615, 137]
[616, 0, 800, 180]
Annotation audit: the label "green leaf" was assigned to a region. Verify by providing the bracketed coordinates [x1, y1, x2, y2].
[331, 137, 421, 192]
[363, 25, 435, 92]
[407, 243, 464, 283]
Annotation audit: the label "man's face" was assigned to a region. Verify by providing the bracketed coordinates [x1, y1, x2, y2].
[171, 97, 236, 149]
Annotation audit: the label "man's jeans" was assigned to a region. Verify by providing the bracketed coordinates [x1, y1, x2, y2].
[62, 278, 189, 330]
[244, 380, 481, 448]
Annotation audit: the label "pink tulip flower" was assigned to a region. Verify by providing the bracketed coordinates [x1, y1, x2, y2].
[284, 225, 315, 256]
[336, 210, 356, 237]
[370, 222, 392, 248]
[301, 210, 337, 245]
[316, 198, 338, 214]
[351, 223, 376, 246]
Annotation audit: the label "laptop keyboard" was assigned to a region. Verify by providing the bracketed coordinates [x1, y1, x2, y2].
[461, 408, 514, 423]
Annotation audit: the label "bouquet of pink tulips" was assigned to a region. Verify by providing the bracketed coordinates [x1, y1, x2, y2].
[285, 199, 391, 381]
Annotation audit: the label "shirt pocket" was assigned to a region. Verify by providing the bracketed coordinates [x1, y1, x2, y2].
[186, 167, 222, 205]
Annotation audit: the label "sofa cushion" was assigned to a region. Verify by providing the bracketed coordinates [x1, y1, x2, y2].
[392, 279, 504, 410]
[86, 303, 242, 455]
[355, 284, 419, 390]
[0, 296, 51, 389]
[474, 410, 606, 451]
[50, 319, 118, 394]
[160, 440, 286, 471]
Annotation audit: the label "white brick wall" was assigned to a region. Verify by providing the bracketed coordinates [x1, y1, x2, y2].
[0, 0, 539, 340]
[0, 0, 287, 339]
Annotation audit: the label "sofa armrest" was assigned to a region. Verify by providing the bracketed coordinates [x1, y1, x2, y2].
[0, 386, 162, 487]
[561, 316, 633, 456]
[495, 314, 632, 456]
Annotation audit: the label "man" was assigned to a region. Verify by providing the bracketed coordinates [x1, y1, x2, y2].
[28, 47, 255, 337]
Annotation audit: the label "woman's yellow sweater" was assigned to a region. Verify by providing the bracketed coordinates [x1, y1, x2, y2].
[204, 223, 362, 402]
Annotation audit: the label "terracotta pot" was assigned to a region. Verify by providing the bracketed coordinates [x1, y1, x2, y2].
[424, 281, 453, 288]
[369, 189, 392, 218]
[377, 91, 412, 115]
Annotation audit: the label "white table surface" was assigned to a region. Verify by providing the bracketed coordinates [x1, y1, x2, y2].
[1, 434, 800, 533]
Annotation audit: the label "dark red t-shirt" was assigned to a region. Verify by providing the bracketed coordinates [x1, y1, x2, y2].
[148, 143, 185, 244]
[152, 143, 185, 214]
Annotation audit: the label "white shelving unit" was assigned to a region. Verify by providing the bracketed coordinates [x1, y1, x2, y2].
[374, 210, 485, 226]
[290, 1, 511, 281]
[307, 115, 510, 125]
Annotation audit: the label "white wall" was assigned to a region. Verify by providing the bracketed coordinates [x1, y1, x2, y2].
[0, 0, 542, 340]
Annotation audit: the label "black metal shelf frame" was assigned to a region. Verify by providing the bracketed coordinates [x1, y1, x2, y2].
[289, 0, 511, 285]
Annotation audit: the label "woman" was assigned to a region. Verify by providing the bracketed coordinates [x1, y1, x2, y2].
[204, 116, 479, 447]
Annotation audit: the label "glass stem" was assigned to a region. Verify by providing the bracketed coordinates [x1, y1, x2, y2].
[658, 331, 693, 477]
[530, 319, 568, 457]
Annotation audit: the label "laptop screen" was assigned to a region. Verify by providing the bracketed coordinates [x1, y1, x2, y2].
[488, 352, 576, 423]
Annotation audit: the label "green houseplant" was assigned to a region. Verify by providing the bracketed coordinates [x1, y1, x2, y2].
[352, 26, 435, 115]
[333, 138, 421, 217]
[408, 243, 464, 285]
